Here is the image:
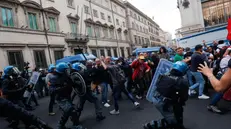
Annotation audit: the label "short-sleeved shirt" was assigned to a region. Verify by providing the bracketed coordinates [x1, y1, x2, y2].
[190, 52, 205, 72]
[174, 54, 184, 62]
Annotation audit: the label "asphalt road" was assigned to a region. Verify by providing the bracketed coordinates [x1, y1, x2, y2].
[1, 95, 231, 129]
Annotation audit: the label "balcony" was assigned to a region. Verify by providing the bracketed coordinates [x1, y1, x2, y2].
[65, 33, 89, 44]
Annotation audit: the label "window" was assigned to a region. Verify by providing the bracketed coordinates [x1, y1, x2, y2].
[202, 0, 231, 27]
[108, 16, 111, 22]
[110, 29, 114, 38]
[125, 33, 128, 41]
[103, 28, 108, 38]
[113, 49, 118, 57]
[67, 0, 74, 7]
[134, 14, 137, 19]
[138, 16, 140, 21]
[91, 49, 97, 57]
[95, 27, 100, 38]
[54, 50, 63, 61]
[120, 48, 125, 57]
[136, 24, 139, 30]
[134, 35, 137, 44]
[28, 13, 38, 30]
[100, 49, 105, 56]
[118, 32, 122, 40]
[140, 26, 142, 32]
[8, 51, 24, 70]
[142, 37, 145, 44]
[130, 10, 133, 16]
[93, 9, 98, 18]
[138, 36, 141, 44]
[141, 18, 143, 22]
[143, 27, 145, 33]
[1, 8, 14, 27]
[132, 22, 135, 29]
[122, 22, 125, 27]
[71, 22, 77, 33]
[84, 5, 89, 14]
[34, 50, 47, 68]
[101, 12, 105, 20]
[86, 25, 92, 37]
[107, 49, 111, 56]
[116, 19, 119, 25]
[114, 4, 117, 12]
[48, 17, 56, 32]
[127, 48, 130, 56]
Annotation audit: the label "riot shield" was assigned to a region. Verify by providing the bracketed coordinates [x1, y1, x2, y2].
[71, 72, 87, 96]
[146, 59, 173, 103]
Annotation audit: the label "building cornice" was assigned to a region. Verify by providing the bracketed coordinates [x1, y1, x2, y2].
[124, 1, 147, 18]
[111, 0, 126, 9]
[0, 0, 20, 4]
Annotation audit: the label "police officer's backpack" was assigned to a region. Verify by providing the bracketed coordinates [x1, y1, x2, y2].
[156, 74, 189, 103]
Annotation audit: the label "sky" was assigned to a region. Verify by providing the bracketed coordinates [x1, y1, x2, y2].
[127, 0, 181, 38]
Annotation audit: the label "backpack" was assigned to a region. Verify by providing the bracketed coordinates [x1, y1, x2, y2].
[156, 74, 189, 103]
[109, 65, 126, 84]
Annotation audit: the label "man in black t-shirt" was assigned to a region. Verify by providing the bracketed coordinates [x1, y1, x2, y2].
[189, 45, 210, 99]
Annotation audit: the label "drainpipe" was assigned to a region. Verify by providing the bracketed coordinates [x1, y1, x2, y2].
[39, 0, 52, 64]
[88, 0, 99, 57]
[110, 0, 120, 57]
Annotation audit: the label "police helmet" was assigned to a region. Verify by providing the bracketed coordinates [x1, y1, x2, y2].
[56, 62, 69, 73]
[72, 63, 81, 71]
[4, 66, 21, 77]
[172, 61, 188, 75]
[48, 64, 55, 73]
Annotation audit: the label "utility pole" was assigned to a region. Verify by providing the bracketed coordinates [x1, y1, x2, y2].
[39, 0, 52, 64]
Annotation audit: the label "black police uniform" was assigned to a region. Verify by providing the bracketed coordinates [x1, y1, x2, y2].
[51, 72, 82, 129]
[0, 98, 52, 129]
[70, 68, 105, 121]
[144, 70, 189, 129]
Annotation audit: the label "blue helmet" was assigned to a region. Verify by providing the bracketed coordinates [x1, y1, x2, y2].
[48, 64, 55, 73]
[172, 61, 188, 75]
[3, 66, 21, 77]
[56, 62, 69, 73]
[72, 63, 81, 71]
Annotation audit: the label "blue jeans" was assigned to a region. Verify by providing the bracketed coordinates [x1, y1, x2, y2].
[186, 70, 193, 86]
[210, 93, 223, 106]
[190, 72, 205, 96]
[113, 83, 136, 111]
[101, 82, 108, 104]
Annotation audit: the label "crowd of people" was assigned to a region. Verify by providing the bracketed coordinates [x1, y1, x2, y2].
[0, 40, 231, 129]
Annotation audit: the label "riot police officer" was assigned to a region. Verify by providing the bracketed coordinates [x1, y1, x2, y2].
[143, 61, 189, 129]
[0, 97, 52, 129]
[51, 62, 83, 129]
[71, 62, 106, 121]
[1, 66, 28, 128]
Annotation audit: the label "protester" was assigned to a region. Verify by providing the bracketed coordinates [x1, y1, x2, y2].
[174, 47, 184, 62]
[189, 45, 210, 99]
[158, 46, 169, 60]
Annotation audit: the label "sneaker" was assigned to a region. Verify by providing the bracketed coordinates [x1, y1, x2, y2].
[134, 102, 140, 107]
[188, 89, 192, 96]
[49, 112, 56, 116]
[198, 94, 210, 99]
[110, 109, 120, 115]
[136, 95, 142, 100]
[207, 105, 222, 113]
[191, 90, 197, 94]
[104, 103, 110, 108]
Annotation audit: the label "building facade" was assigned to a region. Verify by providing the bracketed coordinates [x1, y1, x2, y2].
[0, 0, 163, 70]
[176, 0, 231, 38]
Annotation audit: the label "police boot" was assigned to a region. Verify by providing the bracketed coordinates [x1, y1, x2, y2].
[143, 121, 158, 129]
[96, 113, 106, 121]
[57, 115, 69, 129]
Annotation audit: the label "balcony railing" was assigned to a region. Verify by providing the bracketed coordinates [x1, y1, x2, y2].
[65, 33, 89, 43]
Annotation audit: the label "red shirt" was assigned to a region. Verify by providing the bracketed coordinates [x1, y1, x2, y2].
[131, 60, 150, 80]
